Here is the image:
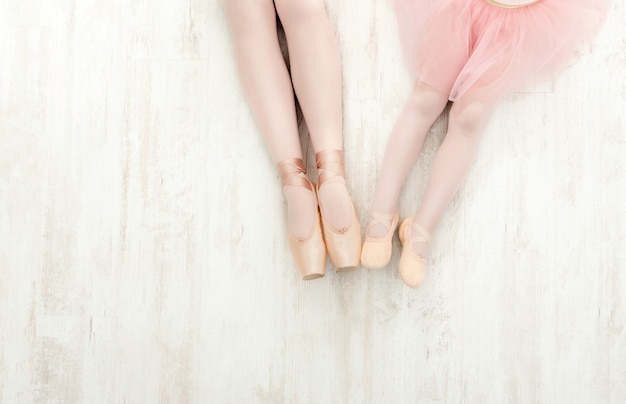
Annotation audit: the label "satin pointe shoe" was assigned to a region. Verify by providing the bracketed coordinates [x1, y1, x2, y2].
[276, 158, 326, 280]
[360, 212, 399, 270]
[398, 217, 431, 288]
[315, 150, 362, 271]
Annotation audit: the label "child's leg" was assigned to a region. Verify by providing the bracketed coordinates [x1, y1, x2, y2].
[367, 82, 449, 237]
[274, 0, 352, 231]
[223, 0, 313, 239]
[410, 96, 495, 254]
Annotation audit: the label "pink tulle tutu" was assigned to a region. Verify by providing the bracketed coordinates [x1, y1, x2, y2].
[394, 0, 609, 101]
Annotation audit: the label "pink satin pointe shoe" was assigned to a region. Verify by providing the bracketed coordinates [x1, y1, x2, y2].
[276, 158, 326, 280]
[316, 150, 362, 271]
[398, 217, 431, 288]
[360, 212, 399, 269]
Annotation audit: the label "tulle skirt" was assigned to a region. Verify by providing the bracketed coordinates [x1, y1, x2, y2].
[394, 0, 609, 101]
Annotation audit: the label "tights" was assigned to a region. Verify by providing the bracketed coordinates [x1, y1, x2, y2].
[224, 0, 352, 239]
[369, 81, 494, 255]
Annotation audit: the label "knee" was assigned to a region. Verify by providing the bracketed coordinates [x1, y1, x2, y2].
[405, 82, 448, 119]
[449, 101, 493, 138]
[274, 0, 326, 25]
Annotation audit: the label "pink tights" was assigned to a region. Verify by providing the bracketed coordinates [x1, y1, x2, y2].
[368, 81, 494, 254]
[224, 0, 353, 240]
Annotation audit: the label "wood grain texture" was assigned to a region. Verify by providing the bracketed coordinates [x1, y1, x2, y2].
[1, 0, 625, 403]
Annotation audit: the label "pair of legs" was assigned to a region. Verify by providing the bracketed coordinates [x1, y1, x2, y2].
[223, 0, 352, 239]
[367, 81, 495, 256]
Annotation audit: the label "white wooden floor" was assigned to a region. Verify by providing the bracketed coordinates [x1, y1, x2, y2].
[1, 1, 625, 403]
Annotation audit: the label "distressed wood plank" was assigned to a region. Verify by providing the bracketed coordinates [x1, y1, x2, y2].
[0, 0, 624, 403]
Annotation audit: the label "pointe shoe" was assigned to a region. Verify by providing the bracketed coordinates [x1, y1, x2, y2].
[398, 217, 431, 288]
[316, 150, 362, 271]
[276, 158, 326, 280]
[361, 212, 399, 269]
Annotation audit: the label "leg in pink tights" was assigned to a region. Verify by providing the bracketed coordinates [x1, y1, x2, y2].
[274, 0, 353, 232]
[223, 0, 313, 240]
[398, 96, 494, 287]
[274, 0, 342, 153]
[225, 0, 360, 270]
[223, 0, 301, 164]
[367, 82, 450, 238]
[410, 96, 495, 256]
[360, 81, 448, 269]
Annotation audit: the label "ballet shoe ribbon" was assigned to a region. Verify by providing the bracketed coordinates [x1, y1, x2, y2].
[276, 158, 313, 190]
[315, 150, 346, 187]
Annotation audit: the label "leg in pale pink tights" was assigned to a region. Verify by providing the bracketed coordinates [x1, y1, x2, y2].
[367, 82, 449, 238]
[224, 0, 301, 163]
[225, 0, 357, 247]
[223, 0, 313, 239]
[410, 96, 494, 256]
[274, 0, 353, 231]
[274, 0, 342, 152]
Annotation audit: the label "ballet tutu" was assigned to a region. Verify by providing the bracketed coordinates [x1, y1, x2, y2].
[394, 0, 609, 101]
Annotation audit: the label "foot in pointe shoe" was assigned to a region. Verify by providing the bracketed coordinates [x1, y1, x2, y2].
[361, 212, 398, 270]
[398, 217, 431, 288]
[276, 158, 326, 280]
[315, 150, 362, 271]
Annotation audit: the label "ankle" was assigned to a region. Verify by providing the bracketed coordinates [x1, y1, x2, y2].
[412, 214, 436, 235]
[409, 220, 431, 258]
[365, 211, 398, 238]
[276, 158, 318, 240]
[315, 149, 346, 187]
[276, 157, 312, 188]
